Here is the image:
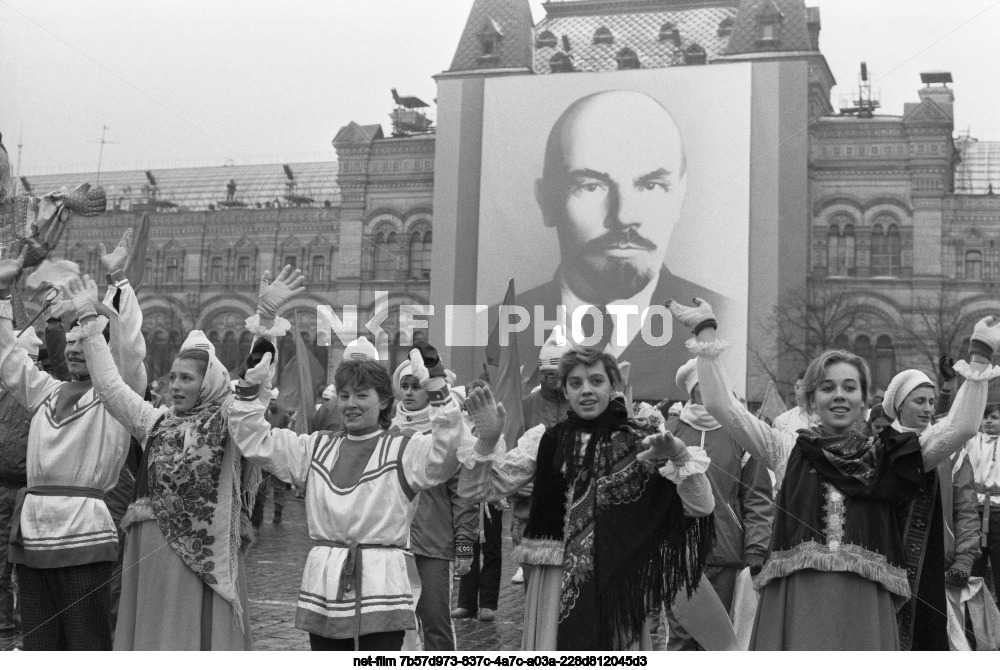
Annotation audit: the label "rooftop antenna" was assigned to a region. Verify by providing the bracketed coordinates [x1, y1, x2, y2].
[92, 125, 117, 184]
[839, 62, 880, 118]
[14, 126, 23, 195]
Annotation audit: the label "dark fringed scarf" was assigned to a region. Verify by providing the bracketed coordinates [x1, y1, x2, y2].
[523, 400, 714, 650]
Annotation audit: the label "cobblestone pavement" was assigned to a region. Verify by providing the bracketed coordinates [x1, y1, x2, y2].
[247, 496, 666, 651]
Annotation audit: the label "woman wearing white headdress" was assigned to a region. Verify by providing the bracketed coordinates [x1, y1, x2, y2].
[61, 270, 299, 650]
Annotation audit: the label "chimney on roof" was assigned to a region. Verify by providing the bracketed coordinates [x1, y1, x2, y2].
[919, 71, 955, 108]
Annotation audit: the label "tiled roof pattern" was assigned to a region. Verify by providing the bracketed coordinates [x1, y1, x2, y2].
[21, 162, 340, 212]
[724, 0, 815, 54]
[955, 141, 1000, 195]
[534, 5, 738, 73]
[449, 0, 534, 72]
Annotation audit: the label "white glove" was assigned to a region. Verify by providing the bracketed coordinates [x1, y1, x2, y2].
[99, 228, 133, 278]
[465, 385, 506, 445]
[244, 352, 273, 386]
[257, 265, 306, 319]
[667, 298, 717, 335]
[970, 316, 1000, 359]
[637, 431, 690, 465]
[408, 348, 430, 386]
[66, 274, 100, 322]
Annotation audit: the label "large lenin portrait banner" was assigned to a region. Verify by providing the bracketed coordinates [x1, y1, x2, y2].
[475, 64, 752, 400]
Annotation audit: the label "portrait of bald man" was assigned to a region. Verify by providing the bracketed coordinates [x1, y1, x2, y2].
[504, 90, 737, 400]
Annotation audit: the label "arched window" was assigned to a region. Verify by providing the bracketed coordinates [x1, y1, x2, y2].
[145, 257, 154, 282]
[659, 23, 681, 46]
[871, 215, 901, 276]
[874, 335, 896, 391]
[833, 333, 850, 351]
[718, 17, 734, 38]
[593, 27, 613, 45]
[854, 335, 874, 373]
[284, 255, 297, 269]
[535, 30, 557, 48]
[210, 257, 224, 283]
[312, 255, 326, 282]
[683, 44, 707, 65]
[826, 216, 856, 276]
[410, 230, 432, 280]
[237, 256, 251, 282]
[615, 48, 639, 70]
[165, 257, 180, 284]
[221, 331, 239, 372]
[373, 231, 396, 279]
[550, 52, 573, 73]
[238, 331, 253, 359]
[966, 250, 983, 280]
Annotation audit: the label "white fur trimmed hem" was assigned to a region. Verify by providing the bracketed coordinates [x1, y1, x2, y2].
[512, 538, 564, 566]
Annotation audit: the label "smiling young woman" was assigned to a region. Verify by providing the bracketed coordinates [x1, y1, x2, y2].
[668, 298, 1000, 651]
[459, 346, 716, 651]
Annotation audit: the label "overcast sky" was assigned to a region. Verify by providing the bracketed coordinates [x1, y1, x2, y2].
[2, 0, 999, 176]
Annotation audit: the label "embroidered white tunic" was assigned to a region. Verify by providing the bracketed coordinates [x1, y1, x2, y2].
[227, 395, 474, 639]
[0, 282, 145, 568]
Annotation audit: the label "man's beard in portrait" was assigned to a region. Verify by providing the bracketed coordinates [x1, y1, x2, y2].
[567, 231, 658, 302]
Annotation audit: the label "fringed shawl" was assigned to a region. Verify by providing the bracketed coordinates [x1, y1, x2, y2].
[126, 338, 259, 633]
[521, 401, 714, 650]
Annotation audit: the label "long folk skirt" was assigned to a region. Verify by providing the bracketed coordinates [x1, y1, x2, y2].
[114, 520, 253, 650]
[520, 565, 653, 651]
[750, 569, 899, 650]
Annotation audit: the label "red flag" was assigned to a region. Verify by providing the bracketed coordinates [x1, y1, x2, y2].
[277, 315, 322, 434]
[125, 212, 151, 290]
[486, 279, 525, 448]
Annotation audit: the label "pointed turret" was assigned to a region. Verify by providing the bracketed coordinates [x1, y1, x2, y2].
[448, 0, 534, 73]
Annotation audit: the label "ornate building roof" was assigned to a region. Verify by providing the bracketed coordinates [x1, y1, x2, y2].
[533, 2, 738, 73]
[448, 0, 534, 72]
[724, 0, 818, 55]
[21, 161, 340, 212]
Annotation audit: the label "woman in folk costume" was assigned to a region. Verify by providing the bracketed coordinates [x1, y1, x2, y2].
[881, 368, 997, 650]
[391, 358, 477, 650]
[227, 270, 501, 651]
[668, 297, 1000, 650]
[459, 346, 716, 651]
[63, 274, 262, 650]
[962, 404, 1000, 597]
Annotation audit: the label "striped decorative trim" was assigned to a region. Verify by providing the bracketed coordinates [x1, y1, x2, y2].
[43, 395, 101, 429]
[295, 605, 415, 639]
[10, 539, 118, 569]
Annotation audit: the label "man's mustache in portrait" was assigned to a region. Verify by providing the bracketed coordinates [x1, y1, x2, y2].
[577, 229, 658, 255]
[567, 230, 658, 299]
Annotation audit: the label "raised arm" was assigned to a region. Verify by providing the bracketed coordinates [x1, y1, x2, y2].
[668, 299, 794, 478]
[399, 345, 477, 491]
[921, 319, 1000, 470]
[100, 229, 146, 395]
[458, 423, 543, 502]
[65, 275, 160, 443]
[227, 376, 314, 488]
[0, 246, 60, 411]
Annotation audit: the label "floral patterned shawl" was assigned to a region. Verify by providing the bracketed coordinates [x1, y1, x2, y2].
[145, 332, 256, 631]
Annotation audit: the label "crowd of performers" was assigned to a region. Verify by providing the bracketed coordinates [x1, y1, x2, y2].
[3, 234, 1000, 651]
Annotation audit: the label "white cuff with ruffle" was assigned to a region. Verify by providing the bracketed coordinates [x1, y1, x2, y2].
[953, 360, 1000, 383]
[245, 314, 291, 337]
[458, 436, 507, 469]
[659, 446, 710, 484]
[686, 337, 730, 360]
